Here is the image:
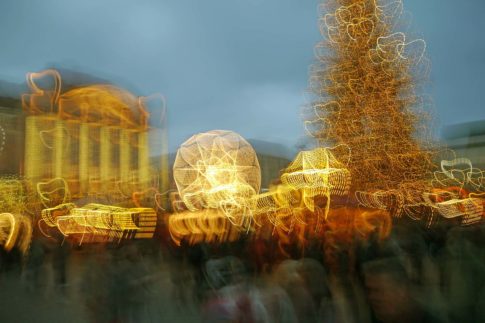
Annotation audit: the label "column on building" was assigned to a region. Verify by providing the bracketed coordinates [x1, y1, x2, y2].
[79, 123, 89, 195]
[138, 130, 150, 188]
[100, 126, 112, 190]
[24, 115, 42, 180]
[54, 118, 64, 178]
[119, 128, 131, 183]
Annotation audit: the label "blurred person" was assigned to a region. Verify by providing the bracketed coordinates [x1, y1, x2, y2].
[201, 256, 254, 322]
[327, 270, 371, 323]
[249, 276, 298, 323]
[441, 225, 485, 322]
[81, 244, 116, 322]
[200, 255, 297, 323]
[0, 244, 22, 276]
[475, 283, 485, 322]
[111, 243, 152, 322]
[168, 242, 202, 311]
[51, 238, 71, 295]
[271, 259, 319, 323]
[297, 258, 335, 322]
[362, 257, 436, 323]
[22, 237, 46, 292]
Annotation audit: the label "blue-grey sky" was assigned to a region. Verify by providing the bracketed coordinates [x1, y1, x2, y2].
[0, 0, 484, 152]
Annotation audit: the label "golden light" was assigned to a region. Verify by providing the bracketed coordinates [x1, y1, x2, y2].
[40, 203, 156, 244]
[173, 130, 260, 225]
[0, 178, 25, 214]
[170, 130, 260, 244]
[255, 147, 350, 231]
[0, 212, 32, 254]
[281, 147, 351, 213]
[21, 69, 166, 203]
[252, 147, 351, 236]
[422, 157, 485, 225]
[308, 0, 436, 195]
[168, 209, 240, 246]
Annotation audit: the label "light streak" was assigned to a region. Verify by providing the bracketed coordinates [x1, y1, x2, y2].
[41, 203, 156, 244]
[0, 213, 32, 254]
[168, 209, 240, 246]
[420, 158, 485, 225]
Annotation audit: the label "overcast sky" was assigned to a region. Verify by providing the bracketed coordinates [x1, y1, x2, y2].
[0, 0, 484, 152]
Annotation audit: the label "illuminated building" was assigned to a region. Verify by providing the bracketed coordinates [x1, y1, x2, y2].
[20, 69, 168, 201]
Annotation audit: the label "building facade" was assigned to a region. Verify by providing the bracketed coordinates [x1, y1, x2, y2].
[21, 69, 168, 201]
[442, 120, 485, 169]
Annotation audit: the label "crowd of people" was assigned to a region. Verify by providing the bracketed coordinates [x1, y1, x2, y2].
[0, 220, 484, 323]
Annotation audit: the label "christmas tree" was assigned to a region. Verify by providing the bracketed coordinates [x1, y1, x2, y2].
[307, 0, 436, 195]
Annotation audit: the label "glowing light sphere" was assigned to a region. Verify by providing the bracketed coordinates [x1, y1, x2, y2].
[173, 130, 261, 225]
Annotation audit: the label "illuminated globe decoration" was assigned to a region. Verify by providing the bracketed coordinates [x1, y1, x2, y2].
[173, 130, 261, 226]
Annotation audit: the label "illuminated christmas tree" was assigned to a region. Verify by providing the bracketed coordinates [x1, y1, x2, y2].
[307, 0, 436, 194]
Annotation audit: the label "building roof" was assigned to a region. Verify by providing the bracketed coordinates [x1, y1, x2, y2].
[247, 139, 296, 160]
[442, 120, 485, 140]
